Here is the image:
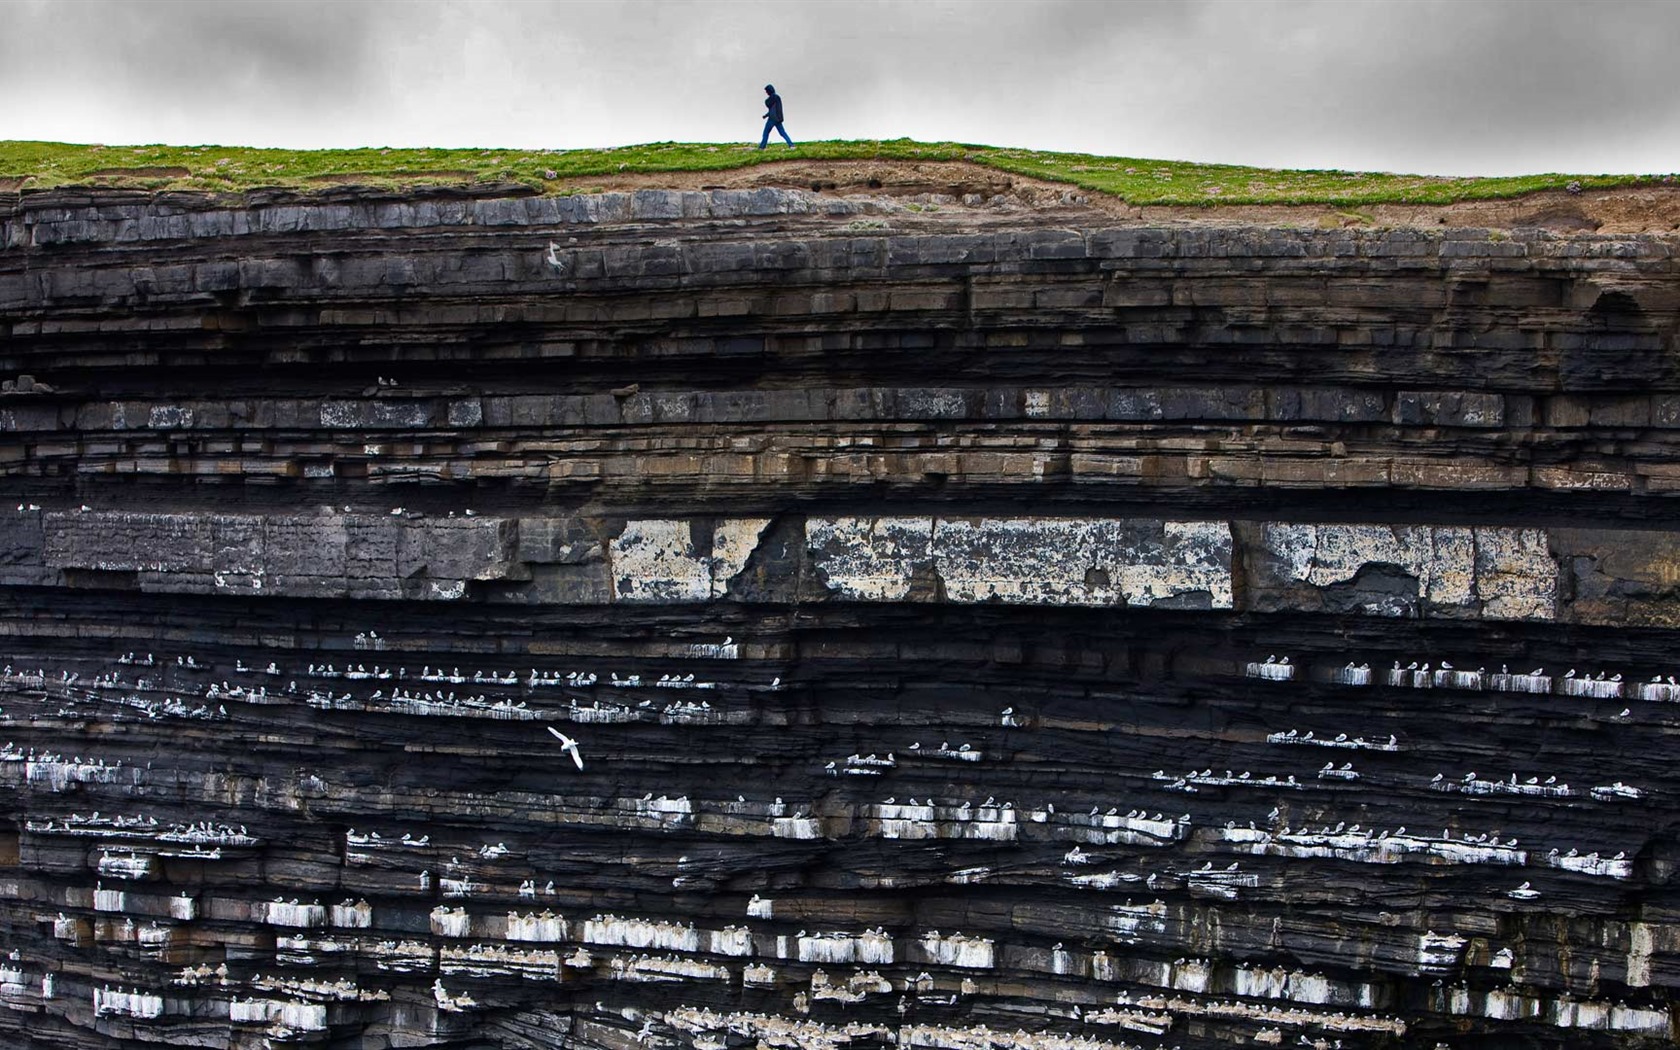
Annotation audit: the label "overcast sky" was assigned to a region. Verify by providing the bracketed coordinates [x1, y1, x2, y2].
[5, 0, 1677, 176]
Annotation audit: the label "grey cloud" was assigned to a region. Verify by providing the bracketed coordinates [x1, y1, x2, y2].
[6, 0, 383, 102]
[1166, 0, 1680, 173]
[4, 0, 1677, 175]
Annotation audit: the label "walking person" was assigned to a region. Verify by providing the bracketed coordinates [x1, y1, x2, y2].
[759, 84, 794, 150]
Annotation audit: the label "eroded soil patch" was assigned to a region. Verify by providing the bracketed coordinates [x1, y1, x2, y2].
[85, 166, 193, 178]
[561, 159, 1680, 233]
[306, 170, 476, 184]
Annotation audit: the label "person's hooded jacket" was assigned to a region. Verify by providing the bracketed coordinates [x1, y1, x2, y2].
[763, 86, 784, 125]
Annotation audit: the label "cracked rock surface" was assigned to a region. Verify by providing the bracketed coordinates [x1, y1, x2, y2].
[1, 185, 1679, 1048]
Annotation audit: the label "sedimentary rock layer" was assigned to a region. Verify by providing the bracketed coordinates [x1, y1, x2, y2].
[0, 184, 1678, 1049]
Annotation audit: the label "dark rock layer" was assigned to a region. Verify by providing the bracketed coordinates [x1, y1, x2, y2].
[0, 186, 1678, 1048]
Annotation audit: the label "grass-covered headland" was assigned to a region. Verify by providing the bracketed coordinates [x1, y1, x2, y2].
[0, 138, 1669, 207]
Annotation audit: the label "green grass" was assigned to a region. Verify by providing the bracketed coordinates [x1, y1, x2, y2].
[0, 138, 1668, 207]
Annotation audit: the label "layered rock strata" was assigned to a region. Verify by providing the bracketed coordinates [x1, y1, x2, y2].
[0, 184, 1678, 1048]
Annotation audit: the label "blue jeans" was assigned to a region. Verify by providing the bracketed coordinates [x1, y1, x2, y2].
[759, 120, 793, 149]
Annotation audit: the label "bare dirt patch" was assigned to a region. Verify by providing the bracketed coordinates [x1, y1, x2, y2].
[560, 159, 1680, 234]
[556, 159, 1079, 206]
[85, 166, 192, 178]
[1142, 187, 1680, 235]
[306, 170, 476, 184]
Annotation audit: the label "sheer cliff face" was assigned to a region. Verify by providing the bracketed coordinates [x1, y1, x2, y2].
[1, 184, 1679, 1050]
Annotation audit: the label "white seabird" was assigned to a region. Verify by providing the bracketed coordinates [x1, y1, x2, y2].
[546, 727, 585, 770]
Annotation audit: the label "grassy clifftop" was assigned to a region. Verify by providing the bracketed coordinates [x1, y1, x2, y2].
[0, 138, 1668, 207]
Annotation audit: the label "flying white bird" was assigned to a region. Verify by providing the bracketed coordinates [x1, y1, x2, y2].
[546, 727, 584, 770]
